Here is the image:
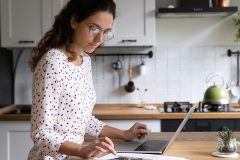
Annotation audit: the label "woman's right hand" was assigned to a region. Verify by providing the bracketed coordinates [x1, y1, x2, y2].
[78, 136, 117, 158]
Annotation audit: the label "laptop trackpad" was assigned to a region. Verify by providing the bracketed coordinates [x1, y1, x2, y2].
[135, 140, 168, 151]
[116, 140, 145, 152]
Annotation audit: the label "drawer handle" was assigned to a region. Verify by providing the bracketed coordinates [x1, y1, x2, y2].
[121, 39, 137, 43]
[18, 40, 34, 44]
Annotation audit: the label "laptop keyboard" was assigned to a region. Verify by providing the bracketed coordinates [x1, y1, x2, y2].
[134, 140, 168, 151]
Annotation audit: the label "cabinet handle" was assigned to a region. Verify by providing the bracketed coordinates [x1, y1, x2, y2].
[18, 40, 34, 44]
[121, 39, 137, 43]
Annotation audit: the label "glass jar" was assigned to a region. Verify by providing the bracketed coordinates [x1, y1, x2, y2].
[217, 137, 237, 153]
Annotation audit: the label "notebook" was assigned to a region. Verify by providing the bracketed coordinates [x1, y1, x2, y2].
[115, 105, 197, 154]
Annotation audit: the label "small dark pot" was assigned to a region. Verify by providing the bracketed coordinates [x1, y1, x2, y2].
[124, 81, 135, 92]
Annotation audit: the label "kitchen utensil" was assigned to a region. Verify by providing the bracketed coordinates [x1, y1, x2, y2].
[203, 73, 230, 105]
[124, 57, 135, 92]
[230, 52, 240, 98]
[139, 56, 147, 75]
[230, 86, 240, 98]
[125, 81, 135, 92]
[112, 58, 123, 87]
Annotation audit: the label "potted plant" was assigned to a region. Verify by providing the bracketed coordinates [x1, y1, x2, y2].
[217, 128, 237, 153]
[233, 12, 240, 42]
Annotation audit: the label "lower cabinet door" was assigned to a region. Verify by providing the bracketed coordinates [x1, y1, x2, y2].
[0, 120, 161, 160]
[161, 119, 240, 132]
[0, 121, 33, 160]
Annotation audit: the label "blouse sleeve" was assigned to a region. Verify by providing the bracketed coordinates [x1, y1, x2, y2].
[30, 57, 65, 158]
[85, 115, 105, 137]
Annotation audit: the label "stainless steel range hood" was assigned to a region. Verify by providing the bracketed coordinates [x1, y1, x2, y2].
[157, 7, 238, 18]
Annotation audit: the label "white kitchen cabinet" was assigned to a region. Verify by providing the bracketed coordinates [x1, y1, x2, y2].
[0, 0, 69, 48]
[103, 0, 156, 47]
[1, 0, 52, 47]
[50, 0, 156, 47]
[0, 120, 159, 160]
[0, 121, 32, 160]
[1, 0, 155, 47]
[102, 120, 161, 132]
[51, 0, 69, 22]
[0, 0, 71, 48]
[1, 0, 55, 47]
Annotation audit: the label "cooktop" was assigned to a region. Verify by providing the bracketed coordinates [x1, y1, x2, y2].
[163, 101, 238, 113]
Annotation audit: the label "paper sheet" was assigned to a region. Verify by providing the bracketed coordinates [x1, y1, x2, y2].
[93, 153, 189, 160]
[69, 153, 189, 160]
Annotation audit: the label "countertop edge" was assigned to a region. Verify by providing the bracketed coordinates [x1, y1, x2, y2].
[1, 104, 240, 121]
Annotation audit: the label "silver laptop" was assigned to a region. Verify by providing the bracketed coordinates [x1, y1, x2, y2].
[115, 105, 197, 154]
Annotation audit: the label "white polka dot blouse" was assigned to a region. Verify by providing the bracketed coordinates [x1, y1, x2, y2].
[28, 48, 105, 160]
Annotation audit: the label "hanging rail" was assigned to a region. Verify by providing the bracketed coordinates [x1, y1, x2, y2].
[227, 49, 240, 57]
[94, 51, 153, 58]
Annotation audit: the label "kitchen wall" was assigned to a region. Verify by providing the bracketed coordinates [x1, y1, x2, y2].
[14, 6, 240, 104]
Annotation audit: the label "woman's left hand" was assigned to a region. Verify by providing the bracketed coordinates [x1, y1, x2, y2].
[123, 122, 150, 141]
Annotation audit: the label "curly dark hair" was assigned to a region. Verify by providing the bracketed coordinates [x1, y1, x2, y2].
[29, 0, 116, 72]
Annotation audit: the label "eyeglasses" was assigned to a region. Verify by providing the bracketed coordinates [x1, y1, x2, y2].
[86, 23, 114, 41]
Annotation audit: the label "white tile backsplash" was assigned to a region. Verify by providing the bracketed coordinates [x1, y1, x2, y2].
[203, 58, 215, 70]
[92, 46, 240, 104]
[155, 69, 168, 82]
[192, 58, 204, 70]
[156, 59, 167, 71]
[203, 47, 216, 58]
[168, 70, 180, 82]
[14, 45, 240, 104]
[180, 48, 192, 58]
[179, 82, 191, 94]
[167, 58, 180, 70]
[156, 82, 168, 94]
[179, 70, 192, 83]
[180, 58, 192, 70]
[167, 47, 180, 59]
[167, 82, 180, 94]
[192, 47, 203, 58]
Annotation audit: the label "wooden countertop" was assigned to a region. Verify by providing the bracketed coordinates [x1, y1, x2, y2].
[76, 132, 240, 160]
[93, 104, 240, 120]
[157, 132, 240, 160]
[0, 104, 240, 121]
[165, 141, 234, 160]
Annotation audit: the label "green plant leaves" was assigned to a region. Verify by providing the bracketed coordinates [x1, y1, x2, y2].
[218, 128, 234, 142]
[233, 12, 240, 42]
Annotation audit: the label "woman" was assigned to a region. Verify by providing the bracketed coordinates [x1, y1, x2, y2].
[28, 0, 149, 159]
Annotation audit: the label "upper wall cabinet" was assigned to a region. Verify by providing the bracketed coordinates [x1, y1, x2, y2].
[51, 0, 69, 22]
[1, 0, 50, 47]
[51, 0, 157, 47]
[1, 0, 155, 48]
[103, 0, 156, 47]
[0, 0, 69, 48]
